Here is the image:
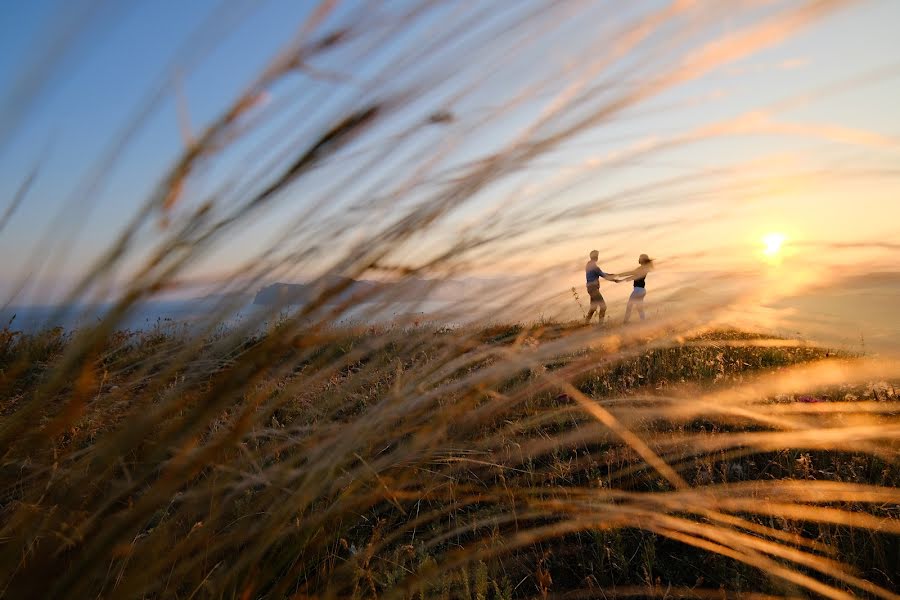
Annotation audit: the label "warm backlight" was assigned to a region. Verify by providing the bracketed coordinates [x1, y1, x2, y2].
[762, 232, 786, 257]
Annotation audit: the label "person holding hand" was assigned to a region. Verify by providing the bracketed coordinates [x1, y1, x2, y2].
[584, 250, 618, 324]
[617, 254, 653, 323]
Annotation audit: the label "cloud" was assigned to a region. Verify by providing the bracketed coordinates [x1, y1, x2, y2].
[713, 112, 898, 149]
[778, 57, 811, 70]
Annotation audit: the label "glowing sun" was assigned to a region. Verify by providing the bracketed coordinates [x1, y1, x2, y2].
[762, 232, 786, 257]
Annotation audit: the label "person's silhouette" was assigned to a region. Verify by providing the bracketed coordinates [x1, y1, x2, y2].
[617, 254, 654, 323]
[584, 250, 618, 324]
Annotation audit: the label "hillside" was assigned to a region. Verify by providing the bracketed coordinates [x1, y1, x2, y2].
[1, 320, 897, 598]
[252, 276, 499, 306]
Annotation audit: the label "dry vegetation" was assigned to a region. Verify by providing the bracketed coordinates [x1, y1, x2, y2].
[1, 319, 897, 598]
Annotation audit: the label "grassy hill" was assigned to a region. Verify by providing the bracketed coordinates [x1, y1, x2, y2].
[0, 320, 897, 598]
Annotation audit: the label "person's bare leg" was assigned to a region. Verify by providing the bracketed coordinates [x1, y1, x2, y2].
[585, 307, 596, 323]
[597, 302, 607, 325]
[624, 299, 634, 323]
[638, 302, 645, 321]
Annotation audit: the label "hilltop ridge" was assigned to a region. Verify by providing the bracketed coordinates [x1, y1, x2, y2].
[252, 276, 505, 306]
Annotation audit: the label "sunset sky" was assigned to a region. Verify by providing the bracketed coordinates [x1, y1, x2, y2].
[1, 0, 898, 310]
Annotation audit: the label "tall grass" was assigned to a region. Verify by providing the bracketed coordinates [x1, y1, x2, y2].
[1, 1, 898, 598]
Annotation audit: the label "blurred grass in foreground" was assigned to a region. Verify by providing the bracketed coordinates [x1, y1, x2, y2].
[1, 320, 897, 598]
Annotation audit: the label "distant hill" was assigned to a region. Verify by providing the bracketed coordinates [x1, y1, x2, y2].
[252, 276, 498, 306]
[806, 270, 900, 294]
[254, 277, 372, 306]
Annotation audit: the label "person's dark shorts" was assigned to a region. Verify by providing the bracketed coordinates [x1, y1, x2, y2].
[587, 283, 605, 306]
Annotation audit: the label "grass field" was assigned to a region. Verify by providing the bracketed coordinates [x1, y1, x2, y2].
[1, 318, 897, 599]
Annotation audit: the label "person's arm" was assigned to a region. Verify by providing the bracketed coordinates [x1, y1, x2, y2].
[617, 265, 649, 282]
[614, 267, 638, 282]
[601, 271, 618, 282]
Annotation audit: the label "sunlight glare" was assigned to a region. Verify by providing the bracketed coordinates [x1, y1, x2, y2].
[762, 232, 786, 257]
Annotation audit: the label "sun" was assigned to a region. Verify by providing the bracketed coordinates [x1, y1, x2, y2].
[762, 232, 786, 257]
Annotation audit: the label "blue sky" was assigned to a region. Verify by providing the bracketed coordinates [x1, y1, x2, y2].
[2, 1, 899, 303]
[1, 1, 308, 253]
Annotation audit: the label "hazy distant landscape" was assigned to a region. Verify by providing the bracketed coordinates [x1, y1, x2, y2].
[764, 271, 900, 354]
[4, 271, 899, 354]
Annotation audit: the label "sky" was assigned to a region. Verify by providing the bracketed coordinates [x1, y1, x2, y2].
[1, 0, 899, 311]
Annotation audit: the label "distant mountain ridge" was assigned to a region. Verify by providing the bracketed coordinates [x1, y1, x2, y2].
[252, 276, 501, 306]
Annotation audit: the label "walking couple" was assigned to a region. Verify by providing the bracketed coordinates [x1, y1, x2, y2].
[584, 250, 653, 324]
